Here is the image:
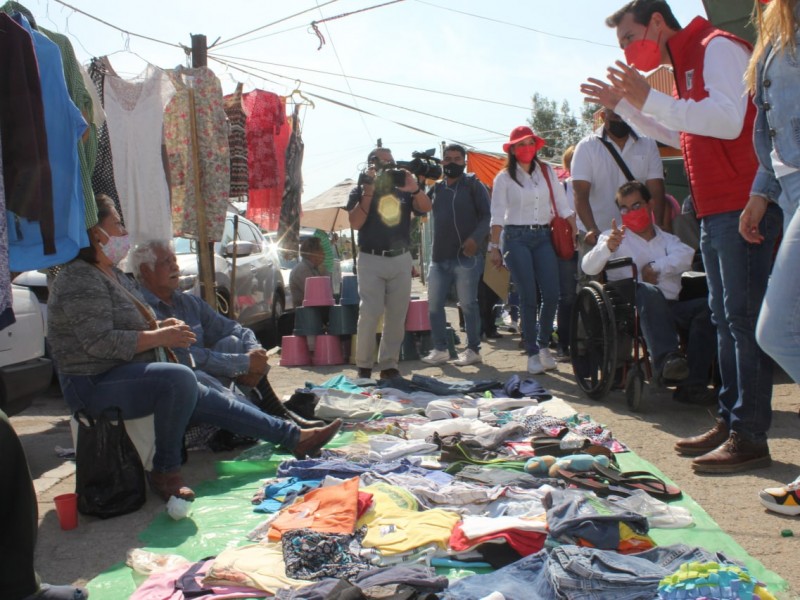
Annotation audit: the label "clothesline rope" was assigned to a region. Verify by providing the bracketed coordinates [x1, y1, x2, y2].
[310, 0, 405, 50]
[208, 56, 473, 148]
[214, 0, 341, 49]
[209, 53, 531, 111]
[208, 54, 507, 138]
[50, 0, 183, 48]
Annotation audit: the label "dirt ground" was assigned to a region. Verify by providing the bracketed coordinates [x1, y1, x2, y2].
[12, 302, 800, 599]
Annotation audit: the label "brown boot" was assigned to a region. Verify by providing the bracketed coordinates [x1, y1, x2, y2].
[293, 419, 343, 459]
[148, 470, 195, 502]
[691, 432, 771, 474]
[674, 418, 729, 457]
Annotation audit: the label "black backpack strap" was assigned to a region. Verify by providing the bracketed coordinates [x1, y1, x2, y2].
[597, 136, 636, 181]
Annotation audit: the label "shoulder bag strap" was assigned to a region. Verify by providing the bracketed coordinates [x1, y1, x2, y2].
[92, 265, 179, 363]
[597, 136, 636, 181]
[537, 160, 559, 218]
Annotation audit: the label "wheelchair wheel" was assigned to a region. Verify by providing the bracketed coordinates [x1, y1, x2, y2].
[570, 281, 617, 400]
[625, 366, 647, 412]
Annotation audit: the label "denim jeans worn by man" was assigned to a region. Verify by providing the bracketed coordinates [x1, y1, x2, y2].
[422, 144, 491, 367]
[131, 240, 323, 429]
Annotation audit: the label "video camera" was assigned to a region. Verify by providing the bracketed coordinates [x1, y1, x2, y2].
[358, 149, 443, 190]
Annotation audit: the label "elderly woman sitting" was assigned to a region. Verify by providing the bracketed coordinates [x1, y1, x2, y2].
[48, 196, 340, 502]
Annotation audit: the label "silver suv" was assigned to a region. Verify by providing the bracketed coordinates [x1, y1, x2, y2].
[174, 213, 286, 334]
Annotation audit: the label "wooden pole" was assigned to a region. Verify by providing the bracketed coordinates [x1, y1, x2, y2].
[189, 34, 217, 308]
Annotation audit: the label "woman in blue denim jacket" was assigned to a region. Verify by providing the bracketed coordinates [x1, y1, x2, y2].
[740, 0, 800, 383]
[740, 0, 800, 517]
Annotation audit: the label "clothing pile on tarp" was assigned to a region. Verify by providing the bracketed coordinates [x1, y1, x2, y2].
[121, 374, 780, 600]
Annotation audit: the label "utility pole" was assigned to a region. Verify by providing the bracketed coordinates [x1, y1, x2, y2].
[189, 33, 217, 308]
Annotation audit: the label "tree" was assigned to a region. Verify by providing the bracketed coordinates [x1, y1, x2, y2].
[527, 93, 600, 161]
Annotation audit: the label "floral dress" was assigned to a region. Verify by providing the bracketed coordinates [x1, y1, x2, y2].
[163, 66, 230, 241]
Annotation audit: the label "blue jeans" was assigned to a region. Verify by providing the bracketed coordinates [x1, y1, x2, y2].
[635, 283, 716, 385]
[443, 550, 556, 600]
[60, 363, 199, 473]
[700, 204, 782, 441]
[427, 255, 483, 352]
[548, 545, 670, 600]
[757, 170, 800, 383]
[557, 251, 578, 352]
[60, 363, 300, 473]
[504, 226, 559, 355]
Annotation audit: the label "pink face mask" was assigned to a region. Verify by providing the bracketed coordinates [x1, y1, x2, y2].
[624, 21, 662, 72]
[513, 145, 537, 164]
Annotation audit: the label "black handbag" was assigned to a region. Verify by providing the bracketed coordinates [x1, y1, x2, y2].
[75, 408, 146, 518]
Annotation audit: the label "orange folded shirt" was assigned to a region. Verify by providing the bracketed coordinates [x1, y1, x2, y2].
[267, 476, 359, 541]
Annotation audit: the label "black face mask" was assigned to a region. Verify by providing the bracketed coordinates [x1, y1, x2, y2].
[442, 163, 465, 178]
[606, 119, 632, 138]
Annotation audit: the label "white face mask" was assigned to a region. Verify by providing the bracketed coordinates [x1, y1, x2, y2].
[97, 227, 131, 265]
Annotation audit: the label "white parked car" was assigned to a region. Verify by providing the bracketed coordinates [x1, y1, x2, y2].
[0, 284, 53, 415]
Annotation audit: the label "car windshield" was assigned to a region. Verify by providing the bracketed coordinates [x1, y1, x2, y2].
[174, 237, 194, 254]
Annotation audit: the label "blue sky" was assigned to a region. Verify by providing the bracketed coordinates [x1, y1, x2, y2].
[33, 0, 706, 201]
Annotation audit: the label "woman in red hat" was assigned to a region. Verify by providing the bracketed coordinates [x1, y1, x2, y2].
[488, 126, 577, 374]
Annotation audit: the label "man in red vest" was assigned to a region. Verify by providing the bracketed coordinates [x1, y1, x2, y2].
[581, 0, 783, 473]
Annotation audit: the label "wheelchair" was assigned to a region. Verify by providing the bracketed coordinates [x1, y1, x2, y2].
[569, 257, 652, 411]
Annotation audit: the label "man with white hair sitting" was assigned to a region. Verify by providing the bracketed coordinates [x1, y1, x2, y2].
[129, 240, 323, 429]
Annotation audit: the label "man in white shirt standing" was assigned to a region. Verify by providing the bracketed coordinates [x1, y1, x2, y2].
[572, 107, 665, 249]
[582, 0, 782, 474]
[582, 181, 715, 402]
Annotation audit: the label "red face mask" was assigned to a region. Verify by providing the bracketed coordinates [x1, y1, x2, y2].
[514, 145, 537, 163]
[621, 206, 652, 233]
[624, 21, 662, 72]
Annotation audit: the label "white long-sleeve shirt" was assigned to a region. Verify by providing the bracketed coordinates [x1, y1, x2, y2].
[490, 162, 573, 227]
[581, 226, 694, 300]
[614, 37, 751, 150]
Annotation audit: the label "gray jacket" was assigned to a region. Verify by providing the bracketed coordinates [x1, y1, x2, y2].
[47, 259, 158, 375]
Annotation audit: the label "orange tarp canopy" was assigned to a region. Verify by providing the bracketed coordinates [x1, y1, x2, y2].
[467, 151, 568, 190]
[467, 151, 505, 190]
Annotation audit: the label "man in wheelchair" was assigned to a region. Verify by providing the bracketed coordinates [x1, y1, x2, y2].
[582, 181, 716, 403]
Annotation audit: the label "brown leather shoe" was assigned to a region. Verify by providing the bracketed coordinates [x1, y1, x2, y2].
[148, 470, 195, 502]
[691, 432, 771, 474]
[293, 418, 343, 459]
[674, 418, 729, 457]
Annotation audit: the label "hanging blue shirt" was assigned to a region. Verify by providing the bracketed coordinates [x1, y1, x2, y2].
[7, 14, 87, 271]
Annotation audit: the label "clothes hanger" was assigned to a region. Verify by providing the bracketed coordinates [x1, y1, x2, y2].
[283, 80, 315, 108]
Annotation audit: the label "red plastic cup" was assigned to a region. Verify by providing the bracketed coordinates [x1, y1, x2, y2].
[54, 493, 78, 530]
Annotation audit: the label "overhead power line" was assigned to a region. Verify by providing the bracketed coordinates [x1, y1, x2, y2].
[215, 0, 340, 49]
[51, 0, 183, 48]
[210, 53, 530, 111]
[414, 0, 618, 49]
[208, 53, 508, 137]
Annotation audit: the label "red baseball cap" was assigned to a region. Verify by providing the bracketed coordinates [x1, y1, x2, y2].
[503, 126, 546, 153]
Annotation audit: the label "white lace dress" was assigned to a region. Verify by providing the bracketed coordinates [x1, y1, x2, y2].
[104, 64, 175, 243]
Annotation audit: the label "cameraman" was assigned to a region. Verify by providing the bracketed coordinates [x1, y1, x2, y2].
[347, 147, 432, 380]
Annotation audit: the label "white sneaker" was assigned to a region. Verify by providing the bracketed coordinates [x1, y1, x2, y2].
[539, 348, 557, 371]
[421, 348, 450, 365]
[527, 354, 545, 374]
[454, 349, 482, 366]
